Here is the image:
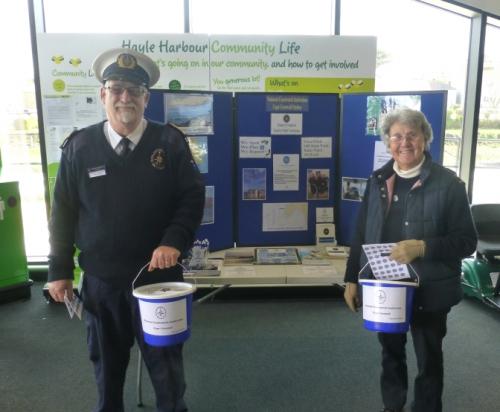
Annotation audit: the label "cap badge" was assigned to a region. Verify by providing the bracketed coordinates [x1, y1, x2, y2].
[151, 148, 166, 170]
[116, 53, 138, 70]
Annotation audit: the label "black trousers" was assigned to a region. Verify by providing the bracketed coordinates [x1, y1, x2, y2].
[81, 273, 188, 412]
[377, 309, 449, 412]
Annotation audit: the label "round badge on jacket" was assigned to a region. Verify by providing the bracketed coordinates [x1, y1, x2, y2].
[151, 148, 166, 170]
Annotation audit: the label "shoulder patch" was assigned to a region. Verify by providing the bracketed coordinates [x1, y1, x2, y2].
[150, 148, 167, 170]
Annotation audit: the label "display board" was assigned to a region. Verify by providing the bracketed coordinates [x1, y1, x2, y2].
[235, 93, 339, 246]
[338, 91, 447, 245]
[145, 91, 234, 251]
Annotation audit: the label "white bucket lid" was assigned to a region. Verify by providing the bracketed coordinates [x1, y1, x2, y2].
[133, 282, 196, 299]
[359, 279, 418, 287]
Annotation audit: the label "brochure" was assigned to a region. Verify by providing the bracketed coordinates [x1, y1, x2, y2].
[297, 247, 332, 266]
[183, 259, 222, 276]
[255, 247, 300, 265]
[223, 249, 255, 265]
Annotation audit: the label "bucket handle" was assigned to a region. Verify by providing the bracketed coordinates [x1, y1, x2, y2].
[131, 261, 196, 292]
[358, 261, 420, 286]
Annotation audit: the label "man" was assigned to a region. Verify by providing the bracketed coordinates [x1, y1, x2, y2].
[48, 47, 205, 412]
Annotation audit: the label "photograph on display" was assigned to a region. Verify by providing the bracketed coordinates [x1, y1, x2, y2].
[307, 169, 330, 200]
[201, 185, 215, 225]
[366, 95, 421, 135]
[242, 168, 266, 200]
[164, 93, 214, 135]
[187, 136, 208, 173]
[342, 177, 367, 202]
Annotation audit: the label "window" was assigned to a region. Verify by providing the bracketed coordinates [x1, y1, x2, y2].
[190, 0, 334, 35]
[472, 17, 500, 203]
[43, 0, 185, 33]
[0, 1, 47, 259]
[340, 0, 470, 173]
[2, 0, 491, 261]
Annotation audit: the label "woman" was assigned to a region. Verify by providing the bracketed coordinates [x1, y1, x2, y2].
[343, 108, 477, 412]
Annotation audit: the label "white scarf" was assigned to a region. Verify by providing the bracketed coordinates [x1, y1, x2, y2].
[393, 156, 425, 178]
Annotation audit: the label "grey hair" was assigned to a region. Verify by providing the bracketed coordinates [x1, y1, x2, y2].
[380, 108, 433, 149]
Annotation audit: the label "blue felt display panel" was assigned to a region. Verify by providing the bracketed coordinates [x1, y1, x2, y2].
[338, 91, 447, 246]
[235, 93, 339, 246]
[145, 90, 234, 251]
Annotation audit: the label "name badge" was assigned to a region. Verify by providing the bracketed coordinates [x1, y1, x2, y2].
[88, 166, 106, 178]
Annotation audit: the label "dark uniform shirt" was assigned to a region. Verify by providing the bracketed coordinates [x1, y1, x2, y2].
[48, 120, 205, 287]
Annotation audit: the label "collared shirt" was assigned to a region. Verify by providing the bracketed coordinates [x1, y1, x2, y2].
[103, 119, 148, 153]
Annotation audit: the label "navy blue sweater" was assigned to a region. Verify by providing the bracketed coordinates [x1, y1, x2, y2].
[48, 121, 205, 287]
[344, 153, 477, 311]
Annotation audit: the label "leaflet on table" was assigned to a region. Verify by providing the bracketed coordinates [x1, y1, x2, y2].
[183, 259, 222, 276]
[255, 247, 300, 265]
[324, 246, 348, 259]
[361, 243, 410, 280]
[223, 266, 257, 276]
[297, 247, 332, 266]
[223, 249, 255, 265]
[301, 265, 338, 277]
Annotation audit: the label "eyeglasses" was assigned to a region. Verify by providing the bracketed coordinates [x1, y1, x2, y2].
[389, 132, 421, 143]
[104, 85, 147, 97]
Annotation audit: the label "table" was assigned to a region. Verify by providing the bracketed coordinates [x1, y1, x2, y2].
[184, 247, 347, 302]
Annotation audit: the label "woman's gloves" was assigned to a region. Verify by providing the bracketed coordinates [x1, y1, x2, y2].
[390, 239, 426, 264]
[344, 239, 425, 312]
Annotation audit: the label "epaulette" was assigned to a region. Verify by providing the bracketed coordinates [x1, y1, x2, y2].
[59, 127, 83, 150]
[168, 122, 185, 135]
[167, 122, 190, 145]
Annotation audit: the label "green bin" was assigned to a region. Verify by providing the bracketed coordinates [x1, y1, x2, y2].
[0, 180, 32, 302]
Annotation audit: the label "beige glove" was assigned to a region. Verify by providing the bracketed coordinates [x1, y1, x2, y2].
[344, 282, 360, 312]
[390, 239, 426, 264]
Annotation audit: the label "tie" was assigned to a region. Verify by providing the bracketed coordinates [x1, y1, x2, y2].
[116, 138, 131, 157]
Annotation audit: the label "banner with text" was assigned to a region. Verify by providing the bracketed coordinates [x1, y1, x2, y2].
[209, 35, 376, 92]
[37, 33, 375, 192]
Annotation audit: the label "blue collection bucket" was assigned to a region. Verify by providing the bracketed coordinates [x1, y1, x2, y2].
[358, 279, 418, 333]
[133, 282, 196, 347]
